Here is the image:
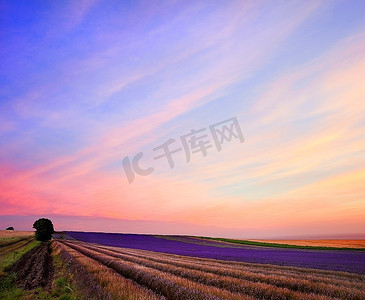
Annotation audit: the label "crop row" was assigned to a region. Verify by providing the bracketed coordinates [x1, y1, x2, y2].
[70, 241, 364, 300]
[91, 241, 365, 284]
[59, 240, 365, 300]
[88, 242, 365, 295]
[96, 243, 364, 282]
[56, 242, 163, 300]
[53, 242, 112, 299]
[0, 238, 33, 256]
[59, 241, 251, 300]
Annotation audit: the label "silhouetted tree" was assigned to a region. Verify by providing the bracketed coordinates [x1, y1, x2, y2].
[33, 218, 54, 241]
[6, 226, 14, 230]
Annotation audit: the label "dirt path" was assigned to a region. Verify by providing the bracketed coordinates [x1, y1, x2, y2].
[8, 242, 54, 290]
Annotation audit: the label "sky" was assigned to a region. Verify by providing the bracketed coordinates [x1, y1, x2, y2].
[1, 0, 365, 238]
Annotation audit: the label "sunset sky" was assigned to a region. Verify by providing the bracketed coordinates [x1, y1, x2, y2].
[1, 0, 365, 238]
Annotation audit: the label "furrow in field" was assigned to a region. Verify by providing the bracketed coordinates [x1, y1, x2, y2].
[55, 241, 163, 300]
[61, 241, 253, 300]
[88, 241, 365, 284]
[117, 247, 365, 288]
[83, 242, 365, 300]
[0, 237, 31, 248]
[89, 241, 365, 297]
[53, 242, 113, 299]
[64, 241, 338, 300]
[0, 238, 33, 256]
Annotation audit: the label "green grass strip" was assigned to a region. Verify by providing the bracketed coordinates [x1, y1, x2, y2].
[0, 240, 41, 274]
[0, 236, 33, 247]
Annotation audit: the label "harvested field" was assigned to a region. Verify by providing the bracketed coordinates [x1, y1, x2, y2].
[0, 231, 34, 247]
[0, 231, 34, 239]
[53, 242, 112, 299]
[248, 240, 365, 248]
[0, 238, 33, 256]
[8, 243, 54, 290]
[54, 239, 365, 300]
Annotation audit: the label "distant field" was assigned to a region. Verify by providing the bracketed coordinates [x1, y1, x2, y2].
[199, 236, 365, 251]
[0, 230, 34, 239]
[0, 230, 34, 248]
[248, 239, 365, 248]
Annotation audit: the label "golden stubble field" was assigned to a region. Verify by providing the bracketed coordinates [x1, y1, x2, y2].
[248, 239, 365, 248]
[0, 230, 34, 239]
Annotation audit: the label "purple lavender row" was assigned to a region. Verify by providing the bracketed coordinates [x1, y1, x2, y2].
[65, 231, 365, 274]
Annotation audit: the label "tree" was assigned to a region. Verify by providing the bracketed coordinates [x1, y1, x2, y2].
[33, 218, 54, 241]
[6, 226, 14, 230]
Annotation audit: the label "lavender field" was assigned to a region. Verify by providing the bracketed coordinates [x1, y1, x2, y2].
[52, 234, 365, 300]
[65, 231, 365, 275]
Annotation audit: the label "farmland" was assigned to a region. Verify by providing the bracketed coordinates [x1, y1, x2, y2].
[0, 230, 34, 248]
[1, 231, 365, 299]
[0, 231, 34, 239]
[194, 237, 365, 251]
[247, 239, 365, 249]
[65, 231, 365, 274]
[52, 238, 365, 299]
[0, 231, 38, 276]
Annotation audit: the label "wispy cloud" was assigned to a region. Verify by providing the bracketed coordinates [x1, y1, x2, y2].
[0, 0, 364, 237]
